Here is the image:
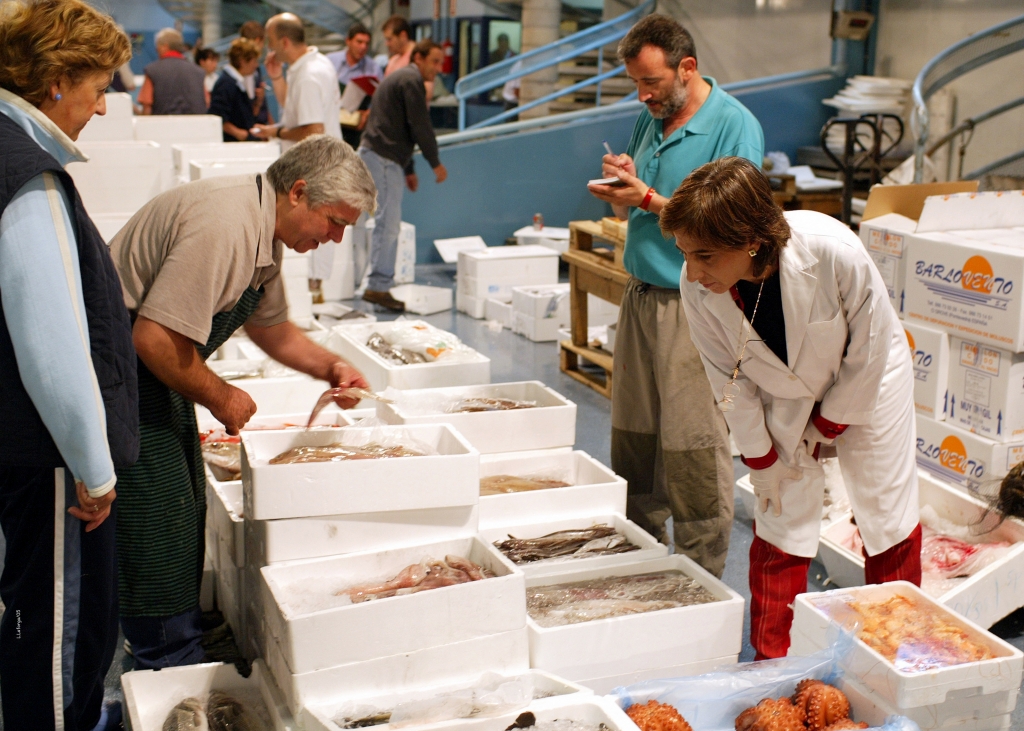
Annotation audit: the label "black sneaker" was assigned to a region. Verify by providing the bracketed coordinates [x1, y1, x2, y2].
[362, 290, 406, 312]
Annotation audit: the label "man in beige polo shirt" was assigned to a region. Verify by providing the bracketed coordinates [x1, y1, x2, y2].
[108, 135, 377, 670]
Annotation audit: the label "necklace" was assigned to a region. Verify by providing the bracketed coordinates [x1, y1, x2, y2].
[719, 279, 765, 413]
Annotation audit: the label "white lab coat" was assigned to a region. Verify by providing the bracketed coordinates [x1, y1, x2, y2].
[680, 210, 919, 558]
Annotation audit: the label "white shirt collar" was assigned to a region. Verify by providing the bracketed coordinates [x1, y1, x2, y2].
[223, 65, 249, 93]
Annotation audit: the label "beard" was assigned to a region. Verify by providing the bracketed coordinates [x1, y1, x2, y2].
[647, 80, 688, 119]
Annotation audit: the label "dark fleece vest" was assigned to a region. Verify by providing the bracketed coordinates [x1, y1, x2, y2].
[0, 112, 139, 469]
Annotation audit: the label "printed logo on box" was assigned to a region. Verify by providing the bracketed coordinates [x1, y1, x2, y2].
[869, 228, 904, 258]
[913, 254, 1013, 311]
[1009, 445, 1024, 471]
[916, 432, 985, 490]
[905, 330, 933, 383]
[958, 341, 1000, 375]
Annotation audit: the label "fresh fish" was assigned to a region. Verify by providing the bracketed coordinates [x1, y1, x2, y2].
[206, 691, 262, 731]
[495, 525, 640, 564]
[480, 475, 571, 496]
[338, 556, 492, 602]
[306, 388, 395, 428]
[162, 697, 207, 731]
[201, 441, 242, 481]
[446, 397, 536, 413]
[338, 711, 392, 728]
[366, 332, 428, 365]
[269, 443, 424, 464]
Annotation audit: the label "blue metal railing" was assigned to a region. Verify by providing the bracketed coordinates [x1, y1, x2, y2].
[912, 12, 1024, 182]
[454, 0, 654, 130]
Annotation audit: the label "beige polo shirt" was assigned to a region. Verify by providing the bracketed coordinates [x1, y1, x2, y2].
[110, 173, 289, 345]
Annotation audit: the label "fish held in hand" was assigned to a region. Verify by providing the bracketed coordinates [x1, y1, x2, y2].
[163, 697, 208, 731]
[270, 443, 424, 464]
[480, 475, 571, 496]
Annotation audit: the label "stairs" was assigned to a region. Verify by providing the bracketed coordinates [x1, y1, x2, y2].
[549, 44, 632, 112]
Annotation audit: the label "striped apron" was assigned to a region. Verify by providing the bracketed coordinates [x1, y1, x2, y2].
[117, 287, 263, 617]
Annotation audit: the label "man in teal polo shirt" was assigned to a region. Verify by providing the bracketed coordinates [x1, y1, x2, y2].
[589, 14, 763, 577]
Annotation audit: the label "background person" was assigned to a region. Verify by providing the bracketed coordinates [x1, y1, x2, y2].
[209, 38, 265, 142]
[327, 21, 382, 149]
[382, 15, 433, 100]
[110, 135, 375, 670]
[667, 157, 922, 660]
[137, 27, 206, 115]
[239, 19, 272, 124]
[588, 14, 763, 578]
[195, 47, 220, 107]
[357, 39, 447, 311]
[0, 1, 138, 728]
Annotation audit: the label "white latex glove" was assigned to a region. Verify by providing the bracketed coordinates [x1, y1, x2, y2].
[801, 419, 834, 458]
[749, 460, 803, 517]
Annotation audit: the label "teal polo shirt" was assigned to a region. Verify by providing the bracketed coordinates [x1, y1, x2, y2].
[624, 77, 764, 289]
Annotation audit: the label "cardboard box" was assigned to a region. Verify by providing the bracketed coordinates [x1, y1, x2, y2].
[325, 321, 491, 391]
[479, 512, 667, 578]
[241, 423, 479, 520]
[915, 414, 1024, 492]
[260, 536, 524, 673]
[478, 448, 627, 529]
[790, 581, 1023, 709]
[67, 141, 163, 215]
[817, 470, 1024, 629]
[172, 140, 279, 178]
[189, 158, 273, 181]
[904, 321, 950, 419]
[375, 381, 576, 454]
[948, 336, 1024, 441]
[859, 182, 979, 316]
[524, 554, 744, 681]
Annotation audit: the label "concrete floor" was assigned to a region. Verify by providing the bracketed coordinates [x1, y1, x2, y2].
[7, 262, 1024, 728]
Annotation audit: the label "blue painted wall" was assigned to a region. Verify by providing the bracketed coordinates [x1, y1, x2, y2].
[87, 0, 199, 71]
[404, 73, 847, 263]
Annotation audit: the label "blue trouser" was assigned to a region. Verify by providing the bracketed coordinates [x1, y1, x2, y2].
[358, 147, 405, 292]
[0, 466, 119, 731]
[120, 606, 204, 670]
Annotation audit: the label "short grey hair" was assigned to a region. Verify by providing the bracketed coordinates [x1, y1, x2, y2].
[266, 135, 377, 215]
[155, 28, 186, 53]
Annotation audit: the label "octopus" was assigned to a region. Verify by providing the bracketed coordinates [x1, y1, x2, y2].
[735, 698, 805, 731]
[625, 700, 693, 731]
[791, 680, 851, 731]
[822, 722, 867, 731]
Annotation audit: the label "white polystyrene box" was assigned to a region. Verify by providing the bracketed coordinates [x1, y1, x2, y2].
[396, 221, 416, 284]
[300, 670, 591, 731]
[195, 377, 326, 422]
[321, 227, 355, 302]
[201, 552, 215, 611]
[389, 284, 452, 315]
[189, 157, 274, 180]
[325, 321, 491, 391]
[577, 654, 737, 696]
[260, 536, 525, 673]
[515, 225, 571, 254]
[948, 336, 1024, 442]
[790, 581, 1023, 708]
[457, 246, 559, 302]
[123, 660, 296, 731]
[904, 321, 950, 419]
[486, 298, 514, 328]
[210, 477, 244, 569]
[478, 448, 627, 529]
[479, 513, 667, 578]
[90, 213, 131, 244]
[266, 628, 530, 716]
[606, 323, 617, 353]
[915, 414, 1024, 492]
[512, 284, 570, 321]
[860, 212, 918, 316]
[386, 697, 638, 731]
[133, 114, 222, 144]
[67, 141, 163, 215]
[524, 554, 744, 681]
[817, 470, 1024, 629]
[375, 381, 576, 454]
[515, 312, 567, 342]
[77, 93, 135, 141]
[241, 423, 479, 520]
[172, 141, 279, 177]
[215, 560, 242, 633]
[249, 504, 478, 565]
[457, 289, 487, 319]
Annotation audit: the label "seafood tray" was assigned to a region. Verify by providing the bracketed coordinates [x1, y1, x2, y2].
[122, 660, 296, 731]
[248, 504, 479, 565]
[838, 671, 1016, 731]
[266, 627, 530, 716]
[790, 581, 1023, 709]
[375, 381, 576, 454]
[816, 470, 1024, 628]
[326, 321, 490, 391]
[478, 448, 627, 529]
[478, 513, 666, 578]
[260, 536, 525, 674]
[371, 696, 638, 731]
[575, 654, 737, 696]
[524, 555, 744, 682]
[300, 670, 591, 731]
[241, 423, 479, 520]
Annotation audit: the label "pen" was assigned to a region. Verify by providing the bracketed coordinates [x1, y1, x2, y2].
[602, 140, 615, 156]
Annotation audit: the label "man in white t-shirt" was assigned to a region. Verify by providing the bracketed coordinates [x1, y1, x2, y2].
[259, 13, 343, 299]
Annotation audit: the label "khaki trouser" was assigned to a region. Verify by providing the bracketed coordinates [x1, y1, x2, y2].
[611, 278, 734, 577]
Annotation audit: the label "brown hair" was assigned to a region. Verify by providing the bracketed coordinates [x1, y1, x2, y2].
[618, 14, 696, 68]
[239, 20, 265, 41]
[0, 0, 131, 107]
[228, 38, 261, 69]
[382, 15, 412, 39]
[412, 39, 441, 61]
[267, 14, 304, 45]
[660, 157, 790, 278]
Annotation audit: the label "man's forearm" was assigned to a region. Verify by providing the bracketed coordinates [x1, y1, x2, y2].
[279, 122, 324, 142]
[245, 320, 340, 381]
[133, 316, 228, 408]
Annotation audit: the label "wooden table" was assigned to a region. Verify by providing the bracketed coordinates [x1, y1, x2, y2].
[559, 220, 630, 398]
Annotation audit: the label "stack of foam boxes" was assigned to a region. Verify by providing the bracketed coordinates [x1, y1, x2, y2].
[507, 283, 619, 342]
[854, 187, 1024, 633]
[456, 244, 560, 319]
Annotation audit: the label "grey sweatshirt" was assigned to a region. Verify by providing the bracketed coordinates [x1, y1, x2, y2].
[361, 64, 441, 174]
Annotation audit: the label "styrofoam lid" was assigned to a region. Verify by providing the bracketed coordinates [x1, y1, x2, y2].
[435, 236, 487, 263]
[917, 191, 1024, 233]
[514, 225, 570, 239]
[462, 244, 560, 260]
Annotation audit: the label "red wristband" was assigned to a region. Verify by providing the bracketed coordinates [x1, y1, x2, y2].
[811, 403, 848, 441]
[639, 187, 656, 211]
[741, 445, 778, 470]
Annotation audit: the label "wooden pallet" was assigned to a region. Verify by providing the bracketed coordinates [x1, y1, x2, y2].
[560, 339, 613, 399]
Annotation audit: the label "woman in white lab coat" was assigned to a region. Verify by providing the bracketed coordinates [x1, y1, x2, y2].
[662, 157, 921, 660]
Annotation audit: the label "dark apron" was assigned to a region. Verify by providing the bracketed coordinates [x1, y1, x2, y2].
[117, 286, 264, 617]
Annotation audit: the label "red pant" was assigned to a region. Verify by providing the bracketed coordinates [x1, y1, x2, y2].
[749, 524, 922, 660]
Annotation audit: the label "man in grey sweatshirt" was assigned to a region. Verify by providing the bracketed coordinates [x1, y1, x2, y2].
[358, 39, 448, 311]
